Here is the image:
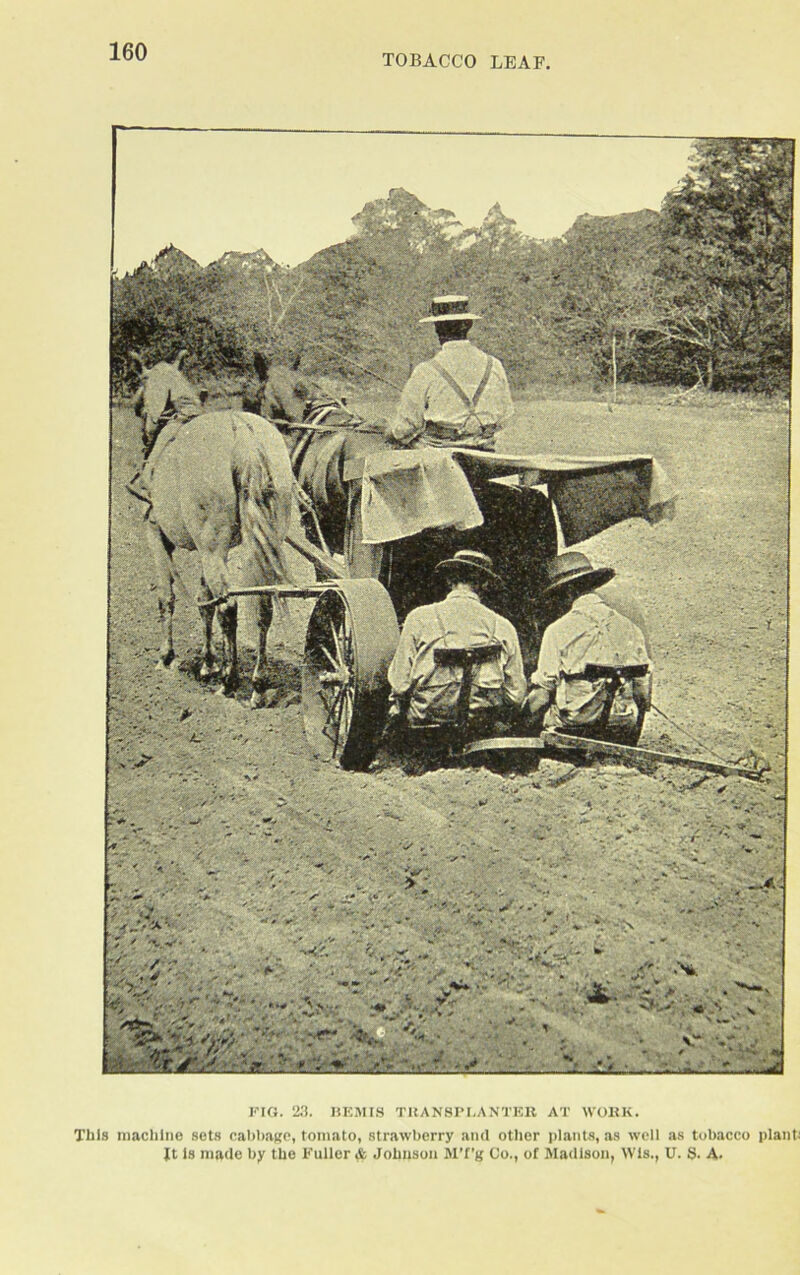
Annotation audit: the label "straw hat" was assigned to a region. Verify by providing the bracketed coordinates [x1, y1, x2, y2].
[433, 549, 502, 586]
[541, 551, 615, 598]
[419, 295, 482, 324]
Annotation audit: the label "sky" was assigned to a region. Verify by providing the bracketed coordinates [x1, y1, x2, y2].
[112, 131, 694, 275]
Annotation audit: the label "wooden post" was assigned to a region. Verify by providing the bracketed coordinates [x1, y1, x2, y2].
[609, 330, 618, 411]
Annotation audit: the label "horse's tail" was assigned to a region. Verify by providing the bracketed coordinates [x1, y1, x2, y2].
[232, 417, 294, 584]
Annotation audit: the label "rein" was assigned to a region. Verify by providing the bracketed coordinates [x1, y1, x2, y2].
[265, 418, 384, 436]
[305, 395, 364, 430]
[265, 391, 384, 437]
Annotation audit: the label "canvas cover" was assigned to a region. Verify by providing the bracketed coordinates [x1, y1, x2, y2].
[452, 448, 676, 547]
[352, 446, 675, 548]
[360, 448, 483, 544]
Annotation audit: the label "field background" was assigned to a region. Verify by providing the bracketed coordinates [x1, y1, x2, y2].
[105, 389, 788, 1073]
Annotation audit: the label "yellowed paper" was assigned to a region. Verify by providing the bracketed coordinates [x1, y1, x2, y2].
[2, 1, 798, 1271]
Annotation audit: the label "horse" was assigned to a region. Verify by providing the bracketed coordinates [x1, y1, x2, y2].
[244, 351, 388, 560]
[131, 350, 295, 707]
[248, 353, 558, 655]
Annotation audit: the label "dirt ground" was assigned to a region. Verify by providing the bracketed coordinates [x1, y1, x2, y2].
[105, 391, 788, 1073]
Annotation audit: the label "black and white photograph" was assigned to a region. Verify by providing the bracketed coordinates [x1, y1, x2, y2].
[105, 128, 791, 1076]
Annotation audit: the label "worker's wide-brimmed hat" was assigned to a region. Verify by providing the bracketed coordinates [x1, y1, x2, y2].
[433, 549, 502, 585]
[419, 295, 483, 324]
[542, 551, 615, 598]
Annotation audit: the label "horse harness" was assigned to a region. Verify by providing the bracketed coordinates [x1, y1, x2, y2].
[130, 408, 253, 515]
[291, 398, 361, 467]
[143, 400, 203, 459]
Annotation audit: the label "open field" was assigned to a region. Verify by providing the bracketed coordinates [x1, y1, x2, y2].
[105, 392, 788, 1073]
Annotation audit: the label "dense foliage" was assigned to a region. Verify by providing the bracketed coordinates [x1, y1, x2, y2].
[111, 139, 792, 396]
[656, 139, 793, 391]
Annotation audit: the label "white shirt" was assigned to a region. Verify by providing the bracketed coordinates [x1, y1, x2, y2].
[530, 592, 649, 727]
[389, 340, 514, 445]
[388, 583, 526, 725]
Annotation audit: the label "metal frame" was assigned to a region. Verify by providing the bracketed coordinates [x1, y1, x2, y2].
[461, 730, 766, 781]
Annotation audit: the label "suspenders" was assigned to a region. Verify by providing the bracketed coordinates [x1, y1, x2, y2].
[430, 354, 495, 435]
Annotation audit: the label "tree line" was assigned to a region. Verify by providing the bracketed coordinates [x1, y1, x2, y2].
[111, 139, 792, 397]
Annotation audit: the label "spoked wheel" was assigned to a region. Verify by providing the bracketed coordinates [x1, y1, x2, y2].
[302, 578, 400, 769]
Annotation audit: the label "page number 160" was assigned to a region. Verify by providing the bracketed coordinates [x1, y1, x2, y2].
[109, 42, 147, 61]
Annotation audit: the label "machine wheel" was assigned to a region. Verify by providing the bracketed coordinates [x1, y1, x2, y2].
[302, 578, 400, 769]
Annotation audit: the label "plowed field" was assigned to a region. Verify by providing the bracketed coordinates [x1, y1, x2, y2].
[105, 394, 788, 1073]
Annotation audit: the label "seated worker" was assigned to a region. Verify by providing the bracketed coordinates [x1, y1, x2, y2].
[525, 552, 652, 745]
[386, 295, 514, 451]
[387, 549, 526, 729]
